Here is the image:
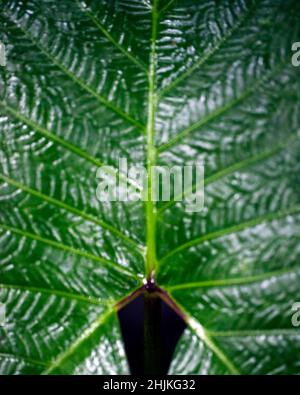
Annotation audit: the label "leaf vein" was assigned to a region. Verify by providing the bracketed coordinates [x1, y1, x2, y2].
[158, 0, 259, 98]
[158, 131, 300, 214]
[75, 0, 148, 72]
[6, 13, 145, 131]
[0, 352, 49, 368]
[167, 266, 300, 291]
[0, 223, 138, 279]
[42, 308, 114, 374]
[0, 282, 106, 306]
[0, 102, 142, 192]
[159, 204, 300, 263]
[0, 173, 143, 253]
[158, 61, 289, 153]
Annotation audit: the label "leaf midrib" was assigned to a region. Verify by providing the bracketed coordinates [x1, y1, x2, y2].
[145, 0, 159, 277]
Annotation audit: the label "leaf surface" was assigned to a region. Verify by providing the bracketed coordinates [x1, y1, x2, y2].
[0, 0, 300, 375]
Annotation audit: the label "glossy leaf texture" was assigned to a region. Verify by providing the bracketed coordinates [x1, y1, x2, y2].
[0, 0, 300, 375]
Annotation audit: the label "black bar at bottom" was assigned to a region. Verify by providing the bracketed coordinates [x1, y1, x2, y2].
[0, 375, 298, 393]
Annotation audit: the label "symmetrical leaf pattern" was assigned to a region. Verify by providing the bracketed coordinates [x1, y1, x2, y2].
[0, 0, 299, 375]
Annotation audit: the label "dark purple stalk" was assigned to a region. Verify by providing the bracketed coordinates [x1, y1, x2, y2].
[144, 279, 163, 375]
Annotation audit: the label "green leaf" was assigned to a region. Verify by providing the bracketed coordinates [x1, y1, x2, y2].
[0, 0, 300, 375]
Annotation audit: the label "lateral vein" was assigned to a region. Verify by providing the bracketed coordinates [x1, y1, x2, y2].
[0, 282, 106, 306]
[158, 0, 259, 98]
[158, 60, 289, 153]
[158, 131, 300, 214]
[0, 173, 143, 252]
[42, 308, 114, 374]
[0, 352, 49, 368]
[167, 266, 300, 291]
[5, 13, 145, 131]
[0, 101, 142, 192]
[75, 0, 147, 73]
[0, 223, 138, 279]
[159, 204, 300, 263]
